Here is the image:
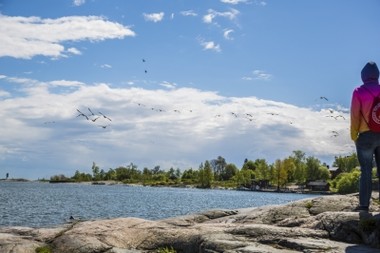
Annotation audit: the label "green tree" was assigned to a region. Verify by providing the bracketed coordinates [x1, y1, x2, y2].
[142, 167, 153, 184]
[199, 161, 213, 188]
[242, 159, 256, 171]
[114, 164, 141, 182]
[92, 162, 100, 181]
[105, 168, 116, 180]
[305, 156, 321, 181]
[50, 174, 71, 182]
[291, 150, 307, 184]
[99, 169, 106, 181]
[333, 153, 359, 173]
[221, 163, 238, 181]
[211, 156, 226, 181]
[181, 168, 198, 184]
[283, 157, 296, 183]
[167, 167, 181, 181]
[72, 170, 92, 182]
[235, 168, 254, 188]
[318, 165, 331, 181]
[253, 159, 270, 180]
[273, 159, 288, 191]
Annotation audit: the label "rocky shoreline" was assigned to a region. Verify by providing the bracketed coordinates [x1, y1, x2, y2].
[1, 192, 380, 253]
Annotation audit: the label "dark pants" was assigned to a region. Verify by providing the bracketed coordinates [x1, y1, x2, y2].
[355, 131, 380, 207]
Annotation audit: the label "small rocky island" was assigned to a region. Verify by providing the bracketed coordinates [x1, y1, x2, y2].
[1, 192, 380, 253]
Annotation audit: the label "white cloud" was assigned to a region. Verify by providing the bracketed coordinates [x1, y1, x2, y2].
[67, 47, 82, 55]
[198, 37, 221, 52]
[252, 70, 272, 80]
[220, 0, 249, 4]
[49, 80, 85, 87]
[221, 0, 266, 5]
[0, 15, 136, 59]
[200, 40, 221, 52]
[100, 64, 112, 69]
[255, 0, 267, 6]
[243, 70, 273, 81]
[143, 12, 165, 23]
[73, 0, 85, 6]
[159, 81, 177, 89]
[0, 90, 11, 97]
[180, 10, 198, 17]
[223, 29, 234, 40]
[0, 75, 352, 179]
[203, 8, 239, 24]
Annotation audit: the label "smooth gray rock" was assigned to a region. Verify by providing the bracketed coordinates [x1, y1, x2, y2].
[1, 192, 380, 252]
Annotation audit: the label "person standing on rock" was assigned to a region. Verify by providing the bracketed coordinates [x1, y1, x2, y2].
[350, 61, 380, 211]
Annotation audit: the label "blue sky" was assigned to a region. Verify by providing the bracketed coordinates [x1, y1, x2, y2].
[0, 0, 379, 180]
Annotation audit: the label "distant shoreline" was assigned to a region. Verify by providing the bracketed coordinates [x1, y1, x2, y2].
[0, 178, 30, 182]
[0, 177, 334, 196]
[0, 179, 331, 195]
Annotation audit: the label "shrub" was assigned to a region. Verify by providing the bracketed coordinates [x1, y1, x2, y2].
[35, 246, 52, 253]
[335, 170, 360, 194]
[305, 201, 313, 210]
[157, 246, 176, 253]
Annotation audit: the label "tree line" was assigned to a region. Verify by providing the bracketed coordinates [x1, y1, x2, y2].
[49, 150, 367, 193]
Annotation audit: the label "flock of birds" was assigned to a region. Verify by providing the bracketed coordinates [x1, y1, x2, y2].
[76, 108, 112, 129]
[43, 62, 346, 141]
[71, 95, 347, 137]
[122, 96, 347, 137]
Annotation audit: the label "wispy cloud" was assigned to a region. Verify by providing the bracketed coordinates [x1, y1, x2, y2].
[200, 40, 221, 52]
[0, 15, 135, 59]
[243, 69, 273, 81]
[0, 90, 11, 97]
[254, 0, 267, 6]
[221, 0, 267, 6]
[160, 81, 177, 89]
[49, 80, 85, 87]
[180, 10, 198, 17]
[220, 0, 249, 5]
[252, 70, 272, 80]
[223, 29, 234, 40]
[73, 0, 85, 6]
[100, 64, 112, 69]
[67, 47, 81, 55]
[143, 12, 165, 23]
[203, 8, 239, 24]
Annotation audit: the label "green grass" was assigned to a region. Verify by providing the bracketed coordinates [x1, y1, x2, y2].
[157, 246, 177, 253]
[35, 246, 52, 253]
[305, 201, 313, 210]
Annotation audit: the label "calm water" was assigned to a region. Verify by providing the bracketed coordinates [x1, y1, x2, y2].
[0, 181, 319, 228]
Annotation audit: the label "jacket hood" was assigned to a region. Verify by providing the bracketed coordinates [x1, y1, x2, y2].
[361, 61, 379, 82]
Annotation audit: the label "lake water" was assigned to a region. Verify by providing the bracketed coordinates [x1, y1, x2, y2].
[0, 181, 319, 228]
